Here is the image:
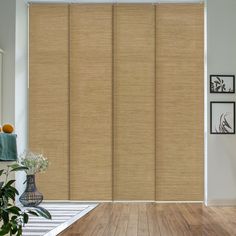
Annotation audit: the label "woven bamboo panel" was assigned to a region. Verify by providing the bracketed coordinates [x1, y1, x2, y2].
[29, 5, 69, 200]
[155, 4, 204, 201]
[113, 5, 155, 200]
[70, 5, 113, 200]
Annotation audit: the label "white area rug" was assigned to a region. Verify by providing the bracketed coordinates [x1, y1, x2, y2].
[22, 202, 98, 236]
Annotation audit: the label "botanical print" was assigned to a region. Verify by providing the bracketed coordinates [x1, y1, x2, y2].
[211, 102, 235, 134]
[210, 75, 235, 93]
[216, 113, 232, 133]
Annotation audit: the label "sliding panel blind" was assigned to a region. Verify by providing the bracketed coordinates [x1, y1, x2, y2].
[114, 5, 155, 200]
[70, 5, 113, 200]
[29, 5, 69, 199]
[156, 4, 204, 200]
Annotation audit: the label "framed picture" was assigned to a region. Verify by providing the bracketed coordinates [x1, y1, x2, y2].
[210, 101, 235, 134]
[210, 75, 235, 93]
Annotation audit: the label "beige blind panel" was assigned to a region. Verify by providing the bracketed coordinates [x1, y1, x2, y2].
[113, 5, 155, 200]
[29, 3, 204, 201]
[155, 4, 204, 201]
[70, 5, 113, 200]
[29, 5, 69, 200]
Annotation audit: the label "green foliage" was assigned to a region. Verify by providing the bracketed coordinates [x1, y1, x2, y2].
[0, 164, 51, 236]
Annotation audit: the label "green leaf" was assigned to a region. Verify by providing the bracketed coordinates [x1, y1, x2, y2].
[11, 216, 17, 221]
[27, 210, 39, 217]
[2, 196, 9, 207]
[7, 186, 19, 196]
[4, 180, 15, 188]
[4, 190, 15, 201]
[0, 170, 4, 176]
[7, 206, 21, 215]
[31, 206, 51, 220]
[23, 213, 28, 224]
[10, 166, 28, 172]
[8, 163, 28, 172]
[0, 226, 10, 236]
[16, 227, 22, 236]
[8, 164, 20, 169]
[2, 211, 9, 224]
[11, 222, 18, 234]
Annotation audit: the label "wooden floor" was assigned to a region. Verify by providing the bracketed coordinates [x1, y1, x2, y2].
[59, 203, 236, 236]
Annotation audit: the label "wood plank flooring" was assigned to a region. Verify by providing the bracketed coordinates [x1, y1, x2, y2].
[59, 203, 236, 236]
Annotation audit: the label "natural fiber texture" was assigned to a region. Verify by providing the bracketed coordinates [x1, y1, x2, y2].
[113, 5, 156, 200]
[155, 4, 204, 201]
[29, 3, 204, 201]
[29, 4, 69, 200]
[70, 4, 113, 200]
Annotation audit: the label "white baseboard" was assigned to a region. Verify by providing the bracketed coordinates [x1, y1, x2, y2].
[155, 201, 203, 204]
[44, 200, 204, 204]
[44, 200, 113, 204]
[206, 199, 236, 206]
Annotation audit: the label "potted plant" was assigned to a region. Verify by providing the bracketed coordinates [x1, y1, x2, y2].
[19, 150, 49, 207]
[0, 163, 51, 235]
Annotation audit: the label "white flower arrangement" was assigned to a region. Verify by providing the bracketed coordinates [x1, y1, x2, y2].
[19, 150, 49, 175]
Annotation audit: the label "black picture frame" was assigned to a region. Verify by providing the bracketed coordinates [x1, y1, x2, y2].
[210, 75, 235, 93]
[210, 101, 235, 134]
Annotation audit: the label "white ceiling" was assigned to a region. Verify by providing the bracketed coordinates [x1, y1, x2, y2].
[26, 0, 204, 4]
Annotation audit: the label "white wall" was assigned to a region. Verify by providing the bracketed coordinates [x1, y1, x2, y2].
[0, 0, 16, 124]
[0, 0, 17, 182]
[0, 49, 3, 123]
[206, 0, 236, 205]
[15, 0, 28, 196]
[0, 0, 28, 196]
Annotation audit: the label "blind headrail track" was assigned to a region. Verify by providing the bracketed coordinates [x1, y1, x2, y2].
[27, 0, 204, 5]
